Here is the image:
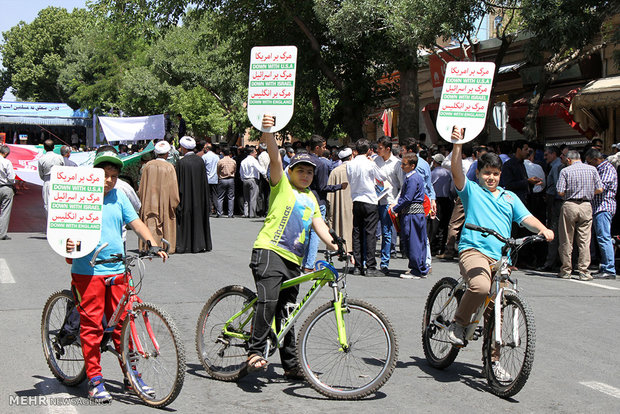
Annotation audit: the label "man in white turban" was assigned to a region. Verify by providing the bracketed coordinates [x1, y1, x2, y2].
[138, 140, 180, 253]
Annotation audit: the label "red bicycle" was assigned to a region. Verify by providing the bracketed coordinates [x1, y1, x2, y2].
[41, 241, 186, 407]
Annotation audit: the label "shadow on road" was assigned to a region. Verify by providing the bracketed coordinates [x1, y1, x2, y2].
[404, 356, 490, 394]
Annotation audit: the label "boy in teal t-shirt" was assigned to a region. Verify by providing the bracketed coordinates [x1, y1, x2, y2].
[246, 115, 338, 379]
[446, 128, 553, 377]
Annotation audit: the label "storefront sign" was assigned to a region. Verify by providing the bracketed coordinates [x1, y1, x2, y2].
[247, 46, 297, 133]
[46, 166, 104, 258]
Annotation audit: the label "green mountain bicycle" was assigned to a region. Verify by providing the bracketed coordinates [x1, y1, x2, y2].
[195, 231, 398, 400]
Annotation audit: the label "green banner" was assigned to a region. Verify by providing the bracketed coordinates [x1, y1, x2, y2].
[52, 184, 104, 192]
[49, 223, 101, 230]
[50, 203, 102, 211]
[442, 94, 489, 101]
[444, 78, 492, 84]
[251, 63, 295, 70]
[438, 111, 486, 118]
[249, 81, 294, 87]
[248, 99, 293, 105]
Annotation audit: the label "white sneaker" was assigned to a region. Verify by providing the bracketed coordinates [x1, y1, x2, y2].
[447, 322, 466, 346]
[492, 361, 513, 382]
[400, 270, 428, 279]
[400, 270, 415, 279]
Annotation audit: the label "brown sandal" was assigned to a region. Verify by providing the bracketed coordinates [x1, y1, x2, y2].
[246, 354, 269, 372]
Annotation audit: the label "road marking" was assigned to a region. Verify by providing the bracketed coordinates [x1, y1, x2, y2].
[568, 279, 620, 291]
[580, 381, 620, 399]
[0, 258, 15, 283]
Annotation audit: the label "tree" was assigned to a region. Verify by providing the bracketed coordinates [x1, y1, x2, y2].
[519, 0, 620, 140]
[0, 7, 93, 102]
[89, 0, 392, 140]
[59, 22, 149, 113]
[146, 10, 248, 142]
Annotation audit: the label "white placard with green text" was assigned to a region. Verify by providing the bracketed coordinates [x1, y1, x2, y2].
[436, 61, 496, 143]
[247, 45, 297, 133]
[46, 166, 104, 258]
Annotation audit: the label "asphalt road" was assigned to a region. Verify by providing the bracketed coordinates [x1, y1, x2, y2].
[1, 215, 619, 413]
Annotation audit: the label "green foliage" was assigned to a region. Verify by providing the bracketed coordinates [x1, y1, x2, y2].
[169, 86, 229, 138]
[59, 22, 148, 112]
[0, 7, 93, 102]
[521, 0, 617, 66]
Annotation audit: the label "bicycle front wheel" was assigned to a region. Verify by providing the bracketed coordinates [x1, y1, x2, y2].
[482, 290, 535, 398]
[422, 277, 463, 369]
[121, 302, 186, 408]
[195, 285, 256, 381]
[297, 299, 398, 400]
[41, 289, 86, 386]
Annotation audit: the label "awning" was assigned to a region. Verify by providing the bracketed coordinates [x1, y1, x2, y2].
[0, 115, 91, 127]
[508, 86, 587, 134]
[570, 75, 620, 133]
[0, 102, 91, 127]
[570, 75, 620, 109]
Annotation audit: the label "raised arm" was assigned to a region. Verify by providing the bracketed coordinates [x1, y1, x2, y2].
[260, 115, 283, 186]
[451, 127, 465, 191]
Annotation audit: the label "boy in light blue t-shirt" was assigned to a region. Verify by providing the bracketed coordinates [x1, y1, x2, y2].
[446, 128, 553, 374]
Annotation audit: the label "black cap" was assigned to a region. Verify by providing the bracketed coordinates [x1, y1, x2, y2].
[288, 153, 317, 169]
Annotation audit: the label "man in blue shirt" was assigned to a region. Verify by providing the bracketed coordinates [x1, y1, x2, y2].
[446, 128, 553, 376]
[303, 135, 346, 271]
[405, 140, 436, 268]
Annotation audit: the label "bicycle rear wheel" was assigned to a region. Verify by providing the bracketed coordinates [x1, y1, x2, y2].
[422, 277, 463, 369]
[121, 302, 185, 408]
[482, 290, 535, 398]
[297, 299, 398, 400]
[41, 289, 86, 386]
[195, 285, 256, 381]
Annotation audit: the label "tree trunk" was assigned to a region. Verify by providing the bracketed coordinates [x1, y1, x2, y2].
[310, 88, 324, 134]
[522, 74, 551, 141]
[226, 123, 236, 145]
[341, 95, 364, 140]
[397, 59, 419, 144]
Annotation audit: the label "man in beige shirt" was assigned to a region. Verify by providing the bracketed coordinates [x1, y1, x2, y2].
[216, 147, 236, 217]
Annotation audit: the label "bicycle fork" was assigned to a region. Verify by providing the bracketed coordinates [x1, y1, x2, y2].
[332, 285, 349, 352]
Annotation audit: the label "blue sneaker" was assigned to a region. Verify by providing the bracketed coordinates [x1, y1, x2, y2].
[124, 371, 155, 397]
[88, 376, 112, 403]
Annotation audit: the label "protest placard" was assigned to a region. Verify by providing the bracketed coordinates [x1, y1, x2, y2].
[436, 61, 496, 143]
[46, 166, 104, 258]
[247, 45, 297, 133]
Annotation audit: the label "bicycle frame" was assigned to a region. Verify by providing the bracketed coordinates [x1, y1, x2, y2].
[431, 254, 519, 346]
[96, 263, 157, 361]
[221, 260, 349, 353]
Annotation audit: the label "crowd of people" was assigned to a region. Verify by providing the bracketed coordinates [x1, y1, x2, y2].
[3, 129, 620, 282]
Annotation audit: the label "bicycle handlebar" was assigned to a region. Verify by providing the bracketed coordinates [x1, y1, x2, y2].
[465, 223, 546, 248]
[89, 238, 170, 267]
[328, 228, 347, 261]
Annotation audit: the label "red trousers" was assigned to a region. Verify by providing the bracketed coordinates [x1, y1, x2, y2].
[71, 273, 126, 380]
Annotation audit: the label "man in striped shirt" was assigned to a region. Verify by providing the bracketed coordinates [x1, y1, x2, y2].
[556, 150, 603, 280]
[585, 148, 618, 279]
